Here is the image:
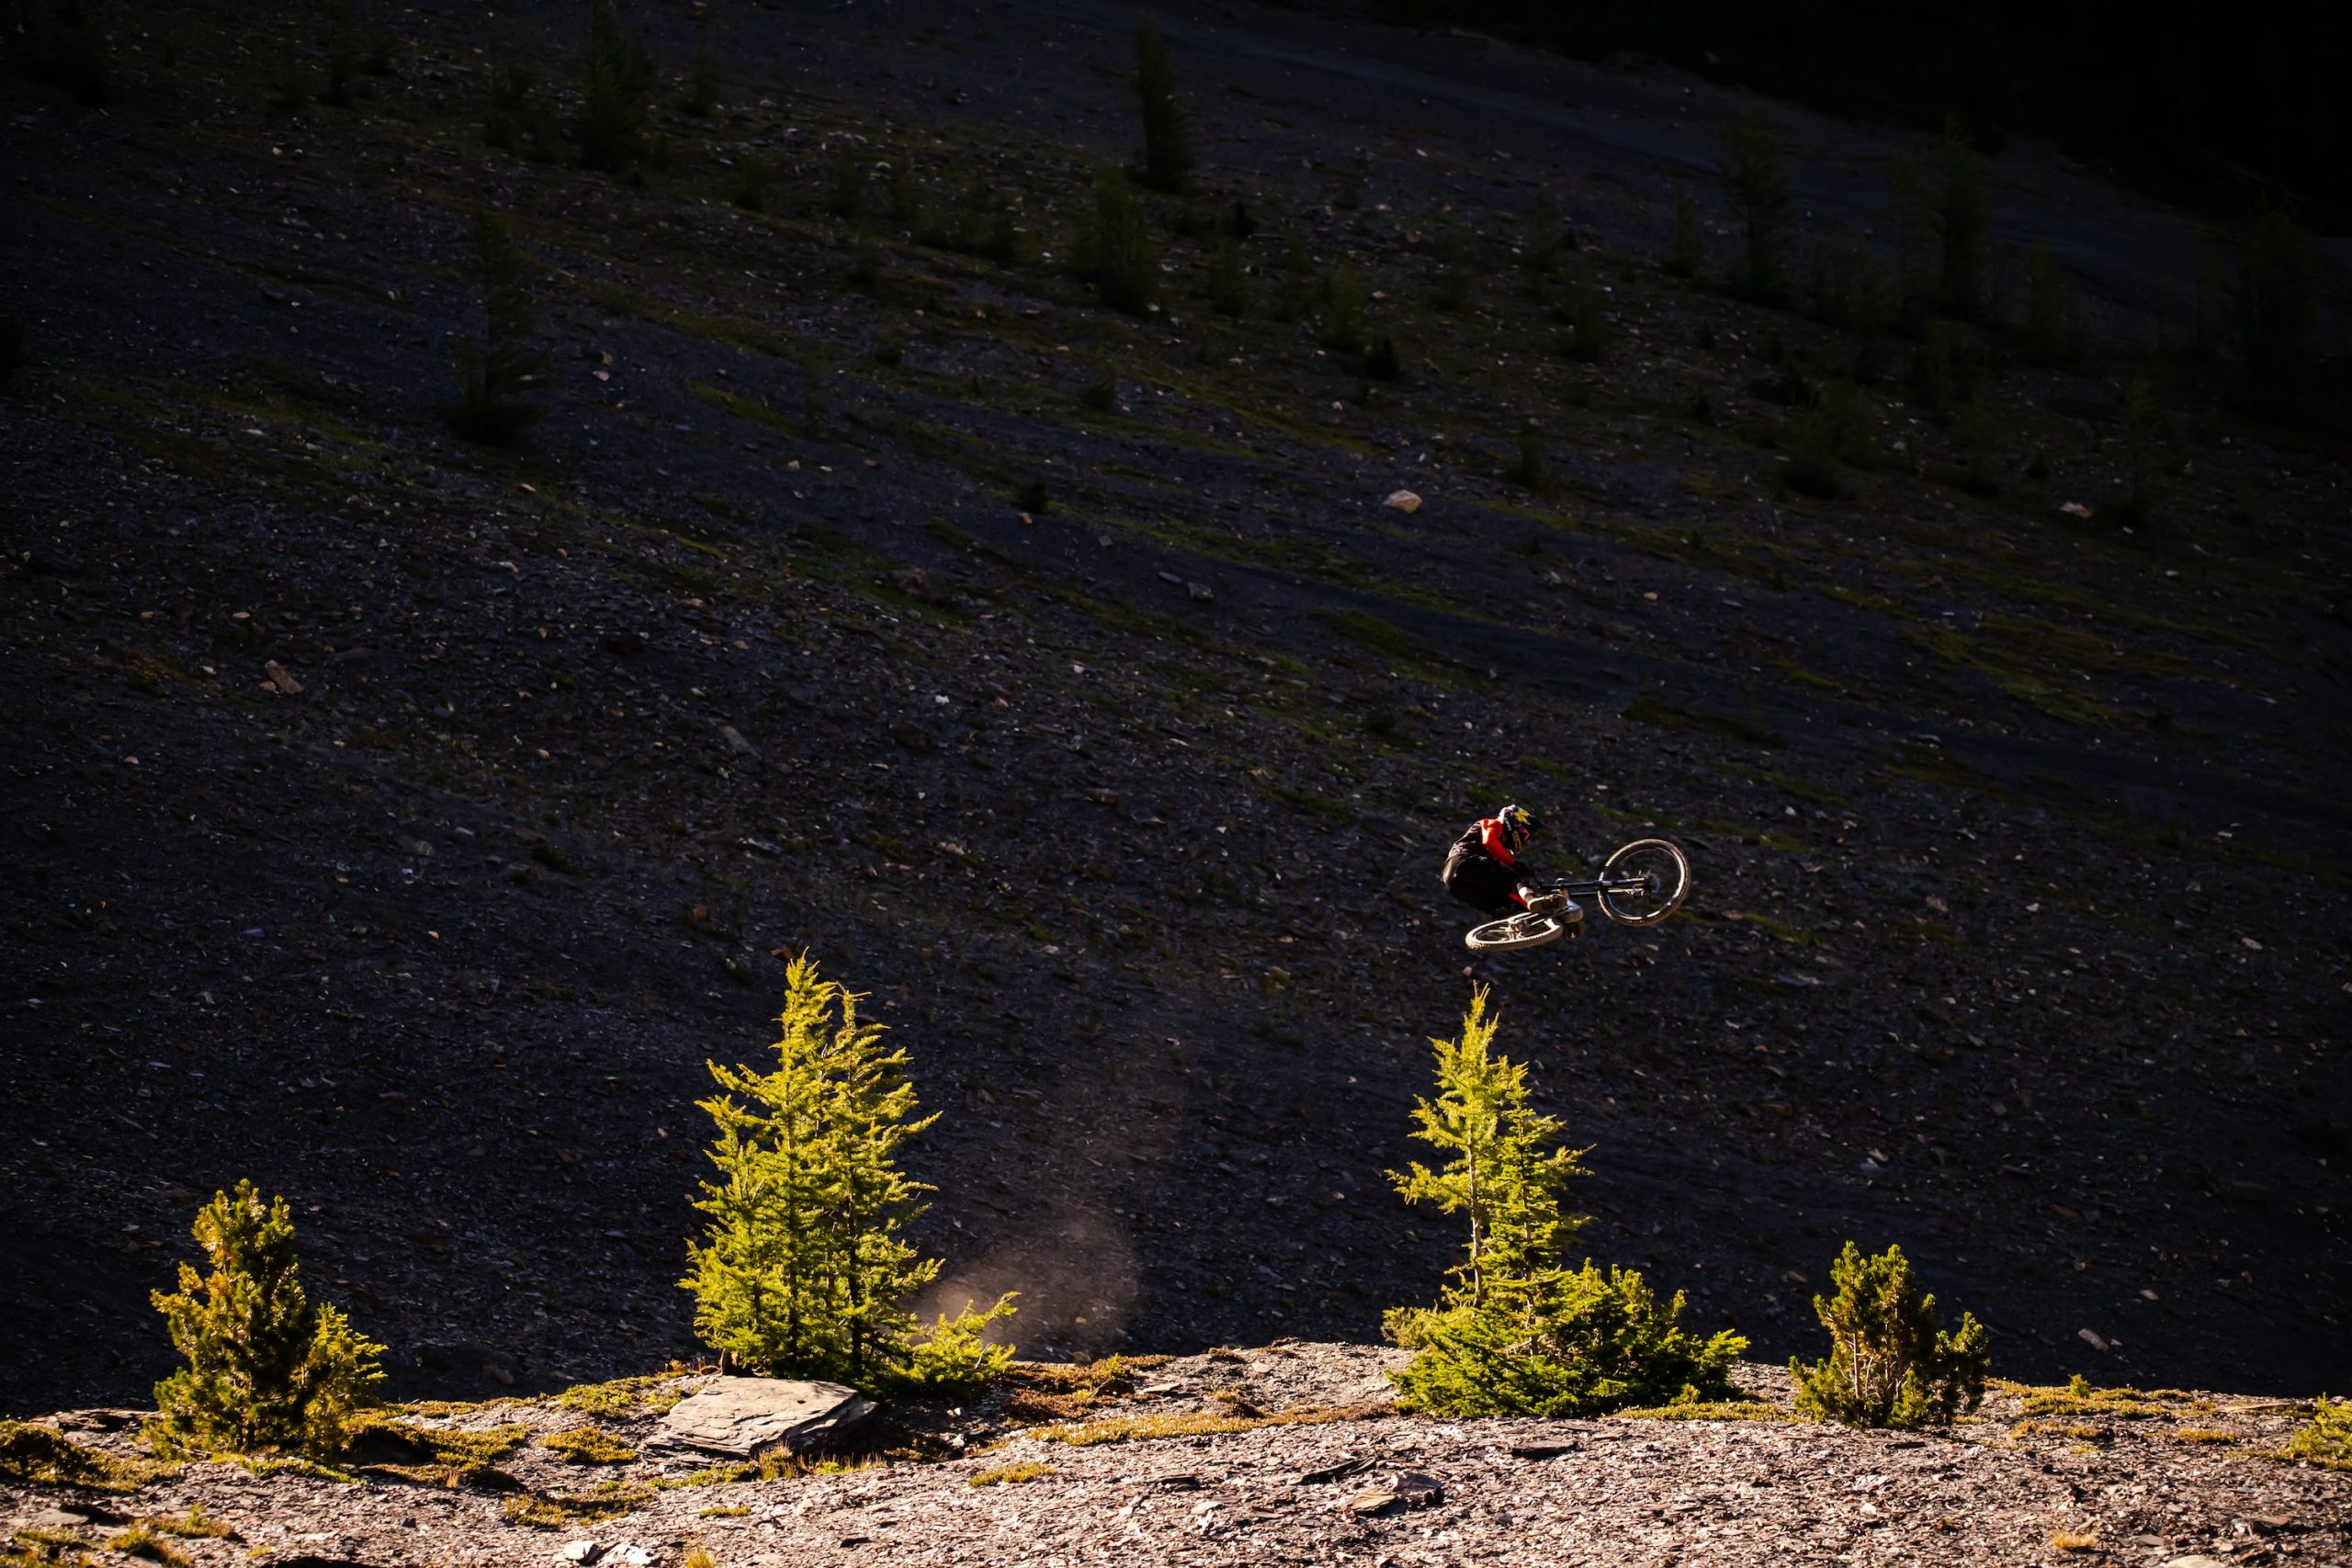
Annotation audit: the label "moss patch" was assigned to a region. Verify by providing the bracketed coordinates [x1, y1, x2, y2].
[0, 1421, 175, 1494]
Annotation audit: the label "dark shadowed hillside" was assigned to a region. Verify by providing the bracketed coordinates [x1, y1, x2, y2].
[3, 0, 2348, 1429]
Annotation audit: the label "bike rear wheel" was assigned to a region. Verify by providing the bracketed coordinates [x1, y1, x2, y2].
[1597, 839, 1690, 927]
[1465, 912, 1570, 952]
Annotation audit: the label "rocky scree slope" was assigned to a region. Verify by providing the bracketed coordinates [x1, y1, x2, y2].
[1, 0, 2348, 1416]
[5, 1346, 2349, 1566]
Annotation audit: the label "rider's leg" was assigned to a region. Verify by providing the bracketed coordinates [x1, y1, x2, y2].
[1517, 882, 1584, 921]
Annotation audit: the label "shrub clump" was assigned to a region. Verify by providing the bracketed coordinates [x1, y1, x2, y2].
[444, 210, 548, 446]
[2022, 242, 2083, 366]
[681, 955, 1018, 1389]
[575, 0, 655, 175]
[1132, 15, 1192, 192]
[147, 1181, 385, 1458]
[1069, 172, 1157, 316]
[2278, 1395, 2352, 1471]
[1664, 185, 1704, 279]
[1715, 107, 1792, 303]
[1384, 989, 1744, 1417]
[1792, 1241, 1989, 1429]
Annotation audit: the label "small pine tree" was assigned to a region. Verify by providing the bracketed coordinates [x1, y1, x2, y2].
[576, 0, 652, 174]
[1564, 292, 1610, 363]
[1315, 266, 1366, 355]
[1272, 237, 1315, 323]
[444, 210, 547, 446]
[2118, 373, 2164, 523]
[1523, 190, 1564, 277]
[1132, 15, 1192, 193]
[1387, 989, 1583, 1314]
[683, 956, 1012, 1385]
[25, 0, 111, 107]
[148, 1181, 384, 1457]
[1804, 232, 1885, 333]
[1716, 107, 1793, 304]
[2233, 206, 2322, 418]
[1070, 172, 1156, 315]
[1930, 118, 1990, 321]
[681, 19, 718, 117]
[1206, 234, 1250, 317]
[2023, 242, 2082, 366]
[1665, 185, 1704, 280]
[1385, 991, 1741, 1416]
[1792, 1241, 1989, 1429]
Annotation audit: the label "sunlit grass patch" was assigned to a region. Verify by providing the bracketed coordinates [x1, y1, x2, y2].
[969, 1461, 1052, 1486]
[540, 1426, 638, 1464]
[1613, 1399, 1799, 1423]
[1023, 1404, 1385, 1447]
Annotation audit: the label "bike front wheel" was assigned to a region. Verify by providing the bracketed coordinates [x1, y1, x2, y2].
[1465, 912, 1570, 953]
[1597, 838, 1690, 927]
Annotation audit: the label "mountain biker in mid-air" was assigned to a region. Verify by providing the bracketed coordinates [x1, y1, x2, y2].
[1442, 804, 1581, 932]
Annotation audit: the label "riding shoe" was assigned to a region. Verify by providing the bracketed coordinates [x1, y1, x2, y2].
[1523, 890, 1582, 920]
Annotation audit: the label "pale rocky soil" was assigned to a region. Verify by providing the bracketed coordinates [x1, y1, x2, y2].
[6, 1345, 2348, 1567]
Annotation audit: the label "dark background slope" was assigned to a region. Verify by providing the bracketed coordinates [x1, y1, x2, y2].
[2, 0, 2346, 1414]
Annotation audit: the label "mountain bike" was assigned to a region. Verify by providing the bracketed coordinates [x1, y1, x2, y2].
[1464, 838, 1690, 953]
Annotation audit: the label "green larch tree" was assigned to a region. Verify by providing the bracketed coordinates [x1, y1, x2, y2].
[148, 1181, 383, 1457]
[1716, 106, 1793, 303]
[1792, 1241, 1989, 1428]
[683, 955, 1014, 1386]
[1385, 989, 1742, 1417]
[1133, 14, 1193, 192]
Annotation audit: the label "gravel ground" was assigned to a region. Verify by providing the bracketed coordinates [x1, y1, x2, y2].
[5, 1345, 2346, 1565]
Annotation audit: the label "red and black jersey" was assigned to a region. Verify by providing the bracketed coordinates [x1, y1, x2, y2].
[1441, 817, 1533, 916]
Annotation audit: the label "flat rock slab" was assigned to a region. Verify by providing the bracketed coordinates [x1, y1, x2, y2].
[654, 1376, 874, 1459]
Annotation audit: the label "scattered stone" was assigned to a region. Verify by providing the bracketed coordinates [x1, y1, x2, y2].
[25, 1506, 95, 1529]
[654, 1376, 873, 1459]
[263, 660, 303, 695]
[1187, 581, 1214, 603]
[2079, 1328, 2110, 1352]
[1384, 489, 1422, 513]
[1297, 1456, 1374, 1485]
[718, 724, 759, 758]
[888, 566, 954, 604]
[1510, 1442, 1577, 1461]
[1350, 1471, 1443, 1517]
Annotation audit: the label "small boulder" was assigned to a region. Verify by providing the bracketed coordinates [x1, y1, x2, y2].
[888, 566, 954, 604]
[1384, 489, 1422, 513]
[654, 1376, 873, 1460]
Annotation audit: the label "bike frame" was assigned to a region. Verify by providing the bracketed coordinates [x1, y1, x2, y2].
[1544, 875, 1652, 898]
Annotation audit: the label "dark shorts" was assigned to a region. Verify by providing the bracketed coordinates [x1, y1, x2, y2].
[1442, 849, 1521, 919]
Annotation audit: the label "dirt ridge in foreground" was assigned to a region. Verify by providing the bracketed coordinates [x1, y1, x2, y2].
[5, 1343, 2346, 1567]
